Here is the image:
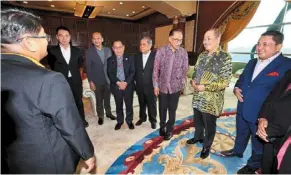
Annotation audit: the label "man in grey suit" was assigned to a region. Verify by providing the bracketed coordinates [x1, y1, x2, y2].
[85, 32, 116, 125]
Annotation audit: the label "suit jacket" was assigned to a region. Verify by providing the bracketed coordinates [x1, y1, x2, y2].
[235, 54, 291, 123]
[107, 54, 135, 90]
[259, 69, 291, 140]
[134, 51, 156, 94]
[47, 45, 83, 88]
[85, 46, 112, 86]
[1, 54, 94, 173]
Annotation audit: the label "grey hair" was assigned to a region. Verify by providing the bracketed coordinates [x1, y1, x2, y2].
[208, 28, 222, 40]
[141, 36, 152, 45]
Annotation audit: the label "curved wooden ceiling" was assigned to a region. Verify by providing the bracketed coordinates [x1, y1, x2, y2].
[8, 1, 197, 20]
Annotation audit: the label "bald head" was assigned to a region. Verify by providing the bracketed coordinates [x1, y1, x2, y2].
[92, 32, 103, 48]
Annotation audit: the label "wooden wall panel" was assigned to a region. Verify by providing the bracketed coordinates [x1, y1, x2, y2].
[32, 12, 155, 59]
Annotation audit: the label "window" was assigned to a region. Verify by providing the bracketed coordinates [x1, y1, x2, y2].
[228, 0, 291, 63]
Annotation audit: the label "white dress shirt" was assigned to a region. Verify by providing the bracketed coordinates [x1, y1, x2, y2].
[251, 52, 280, 81]
[142, 50, 151, 69]
[60, 45, 72, 77]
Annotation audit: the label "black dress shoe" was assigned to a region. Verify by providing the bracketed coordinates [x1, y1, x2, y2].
[106, 114, 117, 120]
[135, 119, 144, 126]
[128, 122, 135, 130]
[83, 120, 89, 128]
[186, 138, 203, 144]
[98, 118, 104, 125]
[151, 123, 157, 129]
[127, 123, 134, 129]
[159, 128, 166, 136]
[237, 165, 257, 174]
[114, 123, 123, 130]
[200, 147, 210, 159]
[221, 149, 243, 158]
[164, 132, 172, 140]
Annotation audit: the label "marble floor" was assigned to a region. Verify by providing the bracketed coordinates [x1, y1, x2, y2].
[76, 87, 237, 174]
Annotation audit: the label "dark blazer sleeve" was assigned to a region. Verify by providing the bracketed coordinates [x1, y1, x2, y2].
[46, 47, 57, 70]
[259, 70, 291, 138]
[85, 49, 93, 83]
[125, 55, 135, 84]
[38, 73, 94, 160]
[234, 59, 254, 89]
[258, 81, 281, 119]
[76, 48, 83, 69]
[107, 57, 119, 84]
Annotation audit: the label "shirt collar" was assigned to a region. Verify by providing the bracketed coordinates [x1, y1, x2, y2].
[2, 53, 45, 68]
[203, 47, 222, 56]
[95, 46, 103, 52]
[258, 52, 281, 63]
[59, 45, 70, 51]
[166, 43, 180, 52]
[142, 50, 151, 57]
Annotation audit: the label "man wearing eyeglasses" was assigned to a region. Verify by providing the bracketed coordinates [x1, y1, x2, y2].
[153, 28, 189, 140]
[221, 30, 291, 174]
[1, 9, 95, 173]
[107, 41, 135, 130]
[46, 26, 89, 128]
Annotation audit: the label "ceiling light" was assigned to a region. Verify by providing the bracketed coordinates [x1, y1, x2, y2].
[23, 1, 28, 4]
[119, 2, 123, 5]
[108, 12, 111, 14]
[51, 5, 55, 7]
[126, 14, 129, 17]
[142, 6, 145, 8]
[112, 8, 116, 11]
[48, 0, 52, 1]
[132, 11, 135, 14]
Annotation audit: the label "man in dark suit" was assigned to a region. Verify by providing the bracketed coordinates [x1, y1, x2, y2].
[221, 31, 291, 174]
[85, 32, 116, 125]
[134, 37, 157, 129]
[46, 26, 88, 127]
[256, 69, 291, 174]
[107, 41, 135, 130]
[1, 9, 95, 173]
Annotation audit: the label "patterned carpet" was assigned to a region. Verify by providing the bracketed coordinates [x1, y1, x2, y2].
[105, 108, 252, 174]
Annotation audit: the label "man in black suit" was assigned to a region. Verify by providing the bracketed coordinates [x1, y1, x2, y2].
[1, 9, 95, 173]
[46, 26, 88, 127]
[257, 69, 291, 174]
[134, 37, 157, 129]
[85, 32, 116, 125]
[107, 41, 135, 130]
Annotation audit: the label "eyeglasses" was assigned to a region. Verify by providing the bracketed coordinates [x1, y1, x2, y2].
[17, 34, 51, 42]
[172, 38, 183, 43]
[256, 42, 277, 48]
[113, 46, 124, 50]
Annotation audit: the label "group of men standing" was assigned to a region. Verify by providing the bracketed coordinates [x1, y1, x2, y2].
[85, 29, 188, 138]
[44, 25, 188, 140]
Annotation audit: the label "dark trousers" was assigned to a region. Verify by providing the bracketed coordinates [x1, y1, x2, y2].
[262, 142, 278, 174]
[112, 84, 133, 124]
[193, 108, 217, 148]
[279, 144, 291, 174]
[68, 78, 85, 121]
[159, 91, 180, 133]
[234, 114, 263, 169]
[136, 87, 157, 124]
[95, 83, 112, 118]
